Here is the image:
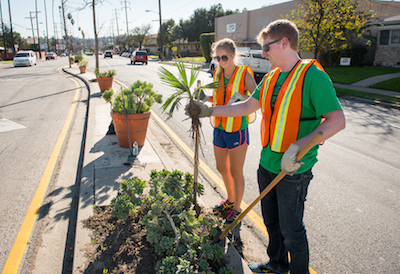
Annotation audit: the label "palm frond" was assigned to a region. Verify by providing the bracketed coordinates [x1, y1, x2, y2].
[158, 66, 188, 92]
[188, 62, 201, 89]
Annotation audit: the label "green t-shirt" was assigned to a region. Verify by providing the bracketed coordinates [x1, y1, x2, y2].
[217, 77, 248, 131]
[252, 64, 342, 174]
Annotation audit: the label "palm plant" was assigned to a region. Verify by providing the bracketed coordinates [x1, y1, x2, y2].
[158, 61, 217, 215]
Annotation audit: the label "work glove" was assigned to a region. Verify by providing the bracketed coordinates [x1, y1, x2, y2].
[227, 92, 246, 105]
[185, 100, 214, 118]
[193, 89, 209, 102]
[281, 143, 304, 176]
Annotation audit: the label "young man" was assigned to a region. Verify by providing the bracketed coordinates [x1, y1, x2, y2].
[186, 19, 345, 274]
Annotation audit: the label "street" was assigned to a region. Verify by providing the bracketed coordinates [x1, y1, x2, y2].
[1, 54, 399, 273]
[0, 57, 80, 271]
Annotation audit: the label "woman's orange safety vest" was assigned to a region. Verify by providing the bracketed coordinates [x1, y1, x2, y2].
[259, 59, 324, 152]
[211, 65, 254, 133]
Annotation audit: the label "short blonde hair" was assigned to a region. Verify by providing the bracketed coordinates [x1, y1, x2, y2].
[257, 19, 299, 50]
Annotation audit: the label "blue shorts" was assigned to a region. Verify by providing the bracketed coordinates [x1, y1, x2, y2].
[213, 127, 249, 150]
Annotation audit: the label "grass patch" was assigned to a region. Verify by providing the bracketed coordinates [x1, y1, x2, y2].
[370, 77, 400, 91]
[326, 66, 400, 84]
[335, 87, 400, 105]
[0, 60, 13, 64]
[175, 56, 206, 63]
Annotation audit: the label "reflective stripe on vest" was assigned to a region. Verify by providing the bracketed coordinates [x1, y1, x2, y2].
[212, 65, 249, 132]
[259, 59, 323, 152]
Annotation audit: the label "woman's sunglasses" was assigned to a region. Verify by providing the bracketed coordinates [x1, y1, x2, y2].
[214, 55, 229, 62]
[262, 38, 282, 52]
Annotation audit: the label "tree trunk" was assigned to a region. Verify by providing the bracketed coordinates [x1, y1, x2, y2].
[61, 0, 70, 67]
[93, 0, 99, 71]
[193, 121, 201, 216]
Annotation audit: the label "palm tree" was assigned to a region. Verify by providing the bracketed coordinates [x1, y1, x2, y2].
[158, 61, 217, 215]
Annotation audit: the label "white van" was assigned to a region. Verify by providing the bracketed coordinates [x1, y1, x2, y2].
[236, 47, 271, 81]
[208, 47, 271, 82]
[13, 50, 37, 67]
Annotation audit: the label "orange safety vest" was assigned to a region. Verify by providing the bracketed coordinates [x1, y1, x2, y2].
[211, 65, 253, 132]
[259, 59, 324, 152]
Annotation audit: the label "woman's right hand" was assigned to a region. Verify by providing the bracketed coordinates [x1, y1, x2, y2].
[194, 89, 209, 102]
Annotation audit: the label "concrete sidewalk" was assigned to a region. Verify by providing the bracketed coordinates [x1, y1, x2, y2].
[60, 66, 260, 273]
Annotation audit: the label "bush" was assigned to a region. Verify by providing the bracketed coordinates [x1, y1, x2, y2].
[95, 68, 116, 78]
[200, 33, 215, 63]
[102, 80, 162, 114]
[110, 169, 229, 274]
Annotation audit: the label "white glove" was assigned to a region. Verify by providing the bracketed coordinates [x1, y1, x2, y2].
[281, 143, 304, 176]
[185, 100, 214, 118]
[227, 92, 246, 105]
[194, 89, 209, 102]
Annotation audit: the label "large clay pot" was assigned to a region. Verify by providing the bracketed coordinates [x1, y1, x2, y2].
[97, 76, 113, 92]
[79, 66, 87, 73]
[111, 111, 151, 148]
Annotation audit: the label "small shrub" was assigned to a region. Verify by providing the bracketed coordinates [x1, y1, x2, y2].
[110, 169, 223, 273]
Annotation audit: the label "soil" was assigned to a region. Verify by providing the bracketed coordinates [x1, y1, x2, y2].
[82, 206, 239, 273]
[82, 206, 158, 273]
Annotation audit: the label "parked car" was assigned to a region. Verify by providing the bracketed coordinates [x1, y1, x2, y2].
[60, 52, 67, 57]
[130, 51, 148, 65]
[13, 50, 37, 67]
[209, 59, 218, 76]
[45, 52, 57, 60]
[104, 51, 113, 58]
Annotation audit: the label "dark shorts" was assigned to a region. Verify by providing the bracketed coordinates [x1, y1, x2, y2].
[213, 127, 249, 150]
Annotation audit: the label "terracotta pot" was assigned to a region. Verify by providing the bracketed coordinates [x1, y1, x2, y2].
[97, 76, 113, 92]
[70, 60, 75, 64]
[111, 111, 151, 148]
[79, 66, 87, 73]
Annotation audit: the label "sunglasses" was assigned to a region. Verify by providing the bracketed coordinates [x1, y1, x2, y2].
[262, 38, 282, 52]
[214, 55, 229, 62]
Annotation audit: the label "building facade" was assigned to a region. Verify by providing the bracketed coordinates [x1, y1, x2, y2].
[214, 0, 400, 66]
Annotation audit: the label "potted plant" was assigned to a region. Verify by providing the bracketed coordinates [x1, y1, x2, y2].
[158, 61, 217, 214]
[70, 56, 75, 64]
[95, 68, 116, 92]
[102, 80, 162, 148]
[78, 59, 88, 73]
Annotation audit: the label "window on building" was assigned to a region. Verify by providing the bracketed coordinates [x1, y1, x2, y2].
[380, 30, 390, 45]
[391, 29, 400, 44]
[379, 29, 400, 45]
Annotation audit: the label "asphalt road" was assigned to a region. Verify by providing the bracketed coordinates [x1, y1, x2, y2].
[1, 54, 399, 273]
[98, 55, 400, 273]
[0, 57, 79, 271]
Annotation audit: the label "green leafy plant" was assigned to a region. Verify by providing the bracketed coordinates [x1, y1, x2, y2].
[158, 60, 217, 215]
[78, 59, 88, 68]
[70, 56, 75, 61]
[110, 169, 223, 273]
[102, 80, 162, 114]
[95, 68, 116, 78]
[75, 54, 83, 63]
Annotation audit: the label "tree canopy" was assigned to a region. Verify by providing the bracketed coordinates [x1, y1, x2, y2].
[289, 0, 375, 61]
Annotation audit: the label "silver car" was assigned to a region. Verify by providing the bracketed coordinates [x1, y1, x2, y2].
[13, 51, 37, 67]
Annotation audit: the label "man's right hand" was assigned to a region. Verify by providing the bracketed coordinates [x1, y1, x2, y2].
[185, 100, 213, 118]
[193, 89, 209, 102]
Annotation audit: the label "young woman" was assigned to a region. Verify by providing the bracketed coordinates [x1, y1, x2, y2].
[195, 38, 257, 225]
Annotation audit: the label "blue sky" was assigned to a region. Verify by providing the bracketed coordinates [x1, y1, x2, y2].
[2, 0, 290, 39]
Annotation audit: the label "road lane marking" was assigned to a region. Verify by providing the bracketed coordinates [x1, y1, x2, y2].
[2, 75, 81, 274]
[0, 118, 26, 133]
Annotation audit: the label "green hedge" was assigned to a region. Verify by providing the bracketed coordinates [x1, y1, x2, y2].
[200, 33, 215, 63]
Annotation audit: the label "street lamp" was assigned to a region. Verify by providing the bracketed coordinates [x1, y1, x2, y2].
[146, 0, 163, 60]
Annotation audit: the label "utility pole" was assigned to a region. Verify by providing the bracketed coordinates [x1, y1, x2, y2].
[0, 1, 8, 58]
[158, 0, 163, 60]
[114, 9, 119, 36]
[44, 0, 50, 53]
[121, 0, 130, 35]
[35, 0, 42, 58]
[26, 12, 37, 49]
[52, 0, 58, 53]
[7, 0, 15, 55]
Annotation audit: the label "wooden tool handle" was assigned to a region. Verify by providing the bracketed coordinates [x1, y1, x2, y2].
[218, 131, 323, 240]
